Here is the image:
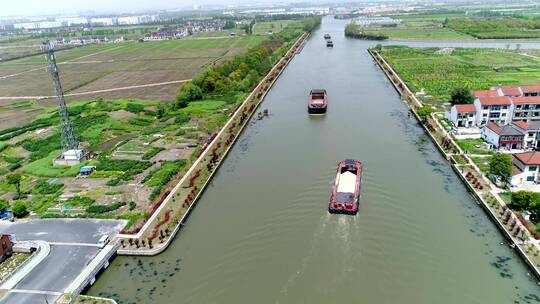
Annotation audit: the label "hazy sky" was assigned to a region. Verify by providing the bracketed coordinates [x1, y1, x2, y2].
[2, 0, 240, 16]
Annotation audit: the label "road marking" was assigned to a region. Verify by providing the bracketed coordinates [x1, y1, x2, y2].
[49, 242, 100, 247]
[10, 289, 61, 296]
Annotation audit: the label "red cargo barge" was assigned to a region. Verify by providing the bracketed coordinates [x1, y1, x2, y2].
[308, 89, 327, 114]
[329, 159, 362, 215]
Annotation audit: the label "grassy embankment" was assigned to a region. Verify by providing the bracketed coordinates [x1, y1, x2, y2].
[0, 17, 319, 231]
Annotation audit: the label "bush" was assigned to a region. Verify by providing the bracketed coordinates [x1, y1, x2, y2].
[126, 103, 145, 114]
[417, 106, 433, 123]
[142, 147, 165, 160]
[32, 180, 64, 195]
[129, 201, 136, 211]
[0, 200, 8, 211]
[64, 196, 95, 207]
[175, 82, 203, 108]
[86, 201, 126, 214]
[128, 117, 153, 126]
[489, 153, 512, 178]
[12, 201, 28, 218]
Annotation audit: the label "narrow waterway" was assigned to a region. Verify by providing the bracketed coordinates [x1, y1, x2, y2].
[89, 17, 540, 304]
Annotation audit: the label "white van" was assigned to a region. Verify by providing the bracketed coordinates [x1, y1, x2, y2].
[97, 235, 110, 248]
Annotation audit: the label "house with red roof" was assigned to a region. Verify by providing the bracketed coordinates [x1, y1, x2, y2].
[481, 122, 524, 151]
[510, 152, 540, 186]
[474, 96, 512, 126]
[512, 120, 540, 150]
[449, 104, 476, 128]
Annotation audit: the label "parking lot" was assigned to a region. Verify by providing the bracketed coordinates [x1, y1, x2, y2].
[0, 219, 125, 304]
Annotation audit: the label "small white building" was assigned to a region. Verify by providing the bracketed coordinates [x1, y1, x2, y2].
[511, 152, 540, 186]
[449, 104, 476, 128]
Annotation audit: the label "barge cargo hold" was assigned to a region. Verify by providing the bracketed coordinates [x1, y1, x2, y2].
[308, 89, 327, 114]
[329, 159, 362, 215]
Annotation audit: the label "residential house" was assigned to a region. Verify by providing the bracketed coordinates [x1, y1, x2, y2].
[481, 122, 524, 151]
[511, 96, 540, 121]
[511, 152, 540, 186]
[449, 104, 476, 128]
[0, 234, 13, 263]
[512, 120, 540, 150]
[474, 97, 512, 126]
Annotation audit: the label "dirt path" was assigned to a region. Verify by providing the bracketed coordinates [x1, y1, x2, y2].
[0, 79, 192, 100]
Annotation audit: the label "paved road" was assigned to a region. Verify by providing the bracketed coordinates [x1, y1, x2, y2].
[0, 219, 125, 304]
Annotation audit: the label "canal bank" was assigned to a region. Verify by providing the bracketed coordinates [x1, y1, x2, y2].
[115, 31, 311, 256]
[369, 48, 540, 281]
[88, 17, 540, 304]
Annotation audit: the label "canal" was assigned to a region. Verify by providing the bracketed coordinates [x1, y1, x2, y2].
[88, 17, 540, 303]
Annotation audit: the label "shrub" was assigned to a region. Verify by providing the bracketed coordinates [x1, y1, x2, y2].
[128, 117, 153, 126]
[142, 147, 165, 160]
[12, 201, 28, 218]
[126, 103, 145, 114]
[32, 179, 64, 195]
[86, 201, 126, 214]
[0, 200, 8, 211]
[129, 201, 136, 211]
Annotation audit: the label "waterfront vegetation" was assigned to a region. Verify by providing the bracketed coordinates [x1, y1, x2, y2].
[446, 17, 540, 39]
[344, 22, 388, 40]
[0, 17, 319, 231]
[379, 46, 540, 107]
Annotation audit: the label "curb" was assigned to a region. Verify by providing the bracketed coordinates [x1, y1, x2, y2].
[0, 240, 50, 289]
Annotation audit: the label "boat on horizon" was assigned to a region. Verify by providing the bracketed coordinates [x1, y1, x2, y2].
[308, 89, 327, 114]
[324, 33, 331, 39]
[326, 40, 333, 47]
[328, 159, 362, 215]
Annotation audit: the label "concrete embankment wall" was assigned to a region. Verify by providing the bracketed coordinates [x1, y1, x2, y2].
[117, 32, 311, 256]
[369, 49, 540, 281]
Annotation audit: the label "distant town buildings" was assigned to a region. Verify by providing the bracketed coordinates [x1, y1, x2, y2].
[6, 14, 160, 30]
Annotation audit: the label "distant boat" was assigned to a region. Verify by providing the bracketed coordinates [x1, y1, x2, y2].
[324, 34, 331, 39]
[329, 159, 362, 215]
[308, 89, 327, 114]
[326, 40, 333, 47]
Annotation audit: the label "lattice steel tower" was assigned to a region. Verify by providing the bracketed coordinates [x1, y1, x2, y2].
[42, 40, 79, 151]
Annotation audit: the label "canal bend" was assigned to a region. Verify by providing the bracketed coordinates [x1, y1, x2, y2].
[89, 17, 540, 304]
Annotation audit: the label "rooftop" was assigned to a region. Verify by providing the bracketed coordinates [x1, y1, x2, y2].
[514, 152, 540, 166]
[454, 104, 476, 113]
[485, 122, 524, 136]
[478, 96, 511, 106]
[512, 120, 540, 131]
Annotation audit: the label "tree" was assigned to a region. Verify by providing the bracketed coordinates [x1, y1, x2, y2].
[6, 174, 22, 199]
[450, 87, 474, 105]
[489, 153, 512, 178]
[156, 104, 167, 119]
[0, 200, 8, 212]
[417, 105, 433, 123]
[12, 201, 28, 218]
[174, 82, 203, 109]
[511, 191, 540, 210]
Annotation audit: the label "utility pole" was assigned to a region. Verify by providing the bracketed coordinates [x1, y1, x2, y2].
[42, 40, 79, 152]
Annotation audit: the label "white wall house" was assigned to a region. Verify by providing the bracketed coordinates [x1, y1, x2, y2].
[474, 97, 512, 126]
[481, 122, 524, 151]
[511, 152, 540, 186]
[512, 120, 540, 150]
[449, 104, 476, 128]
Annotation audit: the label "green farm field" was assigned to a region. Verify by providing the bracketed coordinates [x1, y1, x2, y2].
[0, 35, 267, 129]
[363, 27, 473, 40]
[379, 46, 540, 107]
